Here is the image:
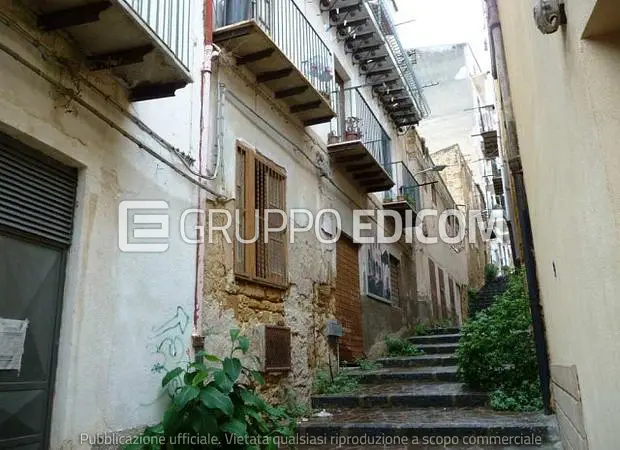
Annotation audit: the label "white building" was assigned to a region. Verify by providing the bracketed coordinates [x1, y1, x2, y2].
[0, 0, 208, 447]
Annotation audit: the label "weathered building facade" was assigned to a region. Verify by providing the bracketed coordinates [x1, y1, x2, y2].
[199, 0, 429, 403]
[490, 0, 620, 448]
[0, 0, 207, 447]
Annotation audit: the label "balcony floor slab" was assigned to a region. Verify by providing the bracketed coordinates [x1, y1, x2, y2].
[214, 20, 335, 126]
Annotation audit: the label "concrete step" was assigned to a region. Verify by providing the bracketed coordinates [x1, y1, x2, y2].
[312, 382, 488, 409]
[409, 333, 462, 345]
[427, 327, 461, 335]
[417, 342, 460, 354]
[348, 366, 458, 383]
[377, 354, 457, 368]
[299, 407, 559, 445]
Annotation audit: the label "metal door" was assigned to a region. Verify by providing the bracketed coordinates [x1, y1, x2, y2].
[0, 134, 77, 449]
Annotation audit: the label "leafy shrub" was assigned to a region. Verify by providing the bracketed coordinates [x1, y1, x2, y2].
[384, 336, 423, 357]
[407, 323, 430, 336]
[355, 358, 381, 371]
[313, 370, 359, 395]
[457, 270, 542, 411]
[127, 329, 295, 449]
[490, 381, 544, 412]
[484, 264, 499, 283]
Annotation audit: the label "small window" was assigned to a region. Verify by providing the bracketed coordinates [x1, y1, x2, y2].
[389, 255, 401, 305]
[235, 142, 287, 287]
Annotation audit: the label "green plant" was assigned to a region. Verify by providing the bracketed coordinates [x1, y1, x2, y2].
[384, 336, 423, 357]
[312, 370, 359, 395]
[281, 388, 312, 419]
[127, 329, 295, 449]
[408, 323, 430, 336]
[490, 381, 544, 412]
[355, 357, 380, 371]
[457, 269, 542, 412]
[484, 263, 499, 283]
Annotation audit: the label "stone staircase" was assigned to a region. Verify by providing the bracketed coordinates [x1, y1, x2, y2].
[299, 328, 561, 449]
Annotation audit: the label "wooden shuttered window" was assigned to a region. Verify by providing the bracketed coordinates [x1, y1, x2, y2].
[235, 143, 287, 287]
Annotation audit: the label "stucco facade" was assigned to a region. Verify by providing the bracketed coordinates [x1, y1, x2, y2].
[0, 0, 207, 447]
[495, 0, 620, 448]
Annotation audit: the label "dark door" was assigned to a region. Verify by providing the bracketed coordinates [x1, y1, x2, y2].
[448, 277, 457, 324]
[336, 235, 363, 361]
[428, 259, 439, 320]
[438, 268, 447, 319]
[0, 134, 77, 449]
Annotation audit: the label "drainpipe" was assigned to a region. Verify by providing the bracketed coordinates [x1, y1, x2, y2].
[485, 0, 552, 414]
[193, 0, 217, 346]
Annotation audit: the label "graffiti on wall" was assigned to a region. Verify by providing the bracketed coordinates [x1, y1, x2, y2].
[148, 306, 190, 393]
[362, 243, 392, 301]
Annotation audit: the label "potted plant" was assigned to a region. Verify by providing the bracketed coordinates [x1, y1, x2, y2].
[344, 116, 362, 141]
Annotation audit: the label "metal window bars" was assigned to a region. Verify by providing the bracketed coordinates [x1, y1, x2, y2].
[216, 0, 336, 96]
[125, 0, 192, 69]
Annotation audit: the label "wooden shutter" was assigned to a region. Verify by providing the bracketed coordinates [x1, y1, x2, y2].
[234, 142, 287, 287]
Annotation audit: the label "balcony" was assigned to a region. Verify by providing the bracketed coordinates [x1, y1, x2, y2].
[23, 0, 193, 101]
[320, 0, 429, 128]
[476, 105, 499, 158]
[214, 0, 336, 126]
[490, 161, 504, 196]
[382, 161, 421, 220]
[327, 88, 393, 193]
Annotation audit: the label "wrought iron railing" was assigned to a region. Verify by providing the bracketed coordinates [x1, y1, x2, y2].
[329, 87, 391, 168]
[215, 0, 335, 96]
[382, 161, 421, 211]
[126, 0, 192, 69]
[477, 104, 497, 133]
[366, 0, 430, 119]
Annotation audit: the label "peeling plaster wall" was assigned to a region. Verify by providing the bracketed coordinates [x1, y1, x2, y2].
[202, 0, 422, 400]
[0, 2, 205, 447]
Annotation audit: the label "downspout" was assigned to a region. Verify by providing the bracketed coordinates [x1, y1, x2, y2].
[485, 0, 552, 414]
[193, 0, 218, 344]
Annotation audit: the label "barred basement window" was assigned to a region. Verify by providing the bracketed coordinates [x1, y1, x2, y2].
[235, 142, 287, 288]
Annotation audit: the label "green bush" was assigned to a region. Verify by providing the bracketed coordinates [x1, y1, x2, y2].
[456, 270, 542, 411]
[484, 264, 499, 283]
[126, 330, 294, 449]
[355, 357, 381, 371]
[384, 336, 423, 357]
[313, 370, 359, 395]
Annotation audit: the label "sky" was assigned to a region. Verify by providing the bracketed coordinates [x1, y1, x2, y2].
[393, 0, 487, 49]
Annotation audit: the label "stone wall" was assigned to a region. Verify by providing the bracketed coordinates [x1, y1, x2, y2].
[201, 201, 337, 404]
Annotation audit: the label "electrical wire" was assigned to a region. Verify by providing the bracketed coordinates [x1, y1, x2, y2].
[0, 12, 227, 200]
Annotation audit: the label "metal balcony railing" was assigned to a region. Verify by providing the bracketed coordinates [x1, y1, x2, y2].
[366, 0, 430, 119]
[382, 161, 421, 211]
[216, 0, 335, 96]
[329, 87, 391, 168]
[126, 0, 192, 69]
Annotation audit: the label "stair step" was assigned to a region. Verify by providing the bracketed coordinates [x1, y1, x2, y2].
[299, 407, 559, 444]
[377, 354, 457, 368]
[409, 333, 462, 345]
[417, 343, 460, 354]
[349, 366, 458, 383]
[312, 382, 488, 409]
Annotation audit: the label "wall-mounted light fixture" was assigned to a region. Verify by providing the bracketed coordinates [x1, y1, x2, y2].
[533, 0, 567, 34]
